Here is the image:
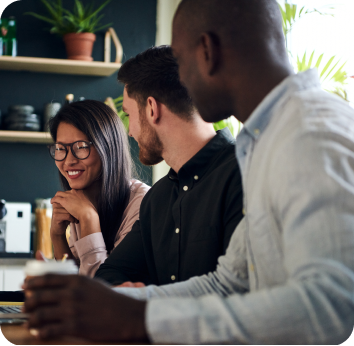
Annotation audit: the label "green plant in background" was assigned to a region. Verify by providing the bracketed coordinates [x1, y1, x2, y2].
[279, 2, 333, 39]
[278, 1, 348, 101]
[296, 51, 348, 100]
[112, 95, 129, 131]
[26, 0, 111, 36]
[213, 118, 241, 137]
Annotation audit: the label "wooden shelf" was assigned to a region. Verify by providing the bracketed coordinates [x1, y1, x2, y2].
[0, 56, 121, 76]
[0, 130, 53, 144]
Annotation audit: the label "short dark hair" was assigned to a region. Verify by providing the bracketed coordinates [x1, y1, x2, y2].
[118, 45, 194, 120]
[49, 100, 133, 253]
[176, 0, 285, 63]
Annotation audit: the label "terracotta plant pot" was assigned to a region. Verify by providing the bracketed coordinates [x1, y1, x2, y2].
[63, 33, 96, 61]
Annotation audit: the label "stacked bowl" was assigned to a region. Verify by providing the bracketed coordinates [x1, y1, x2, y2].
[3, 105, 41, 131]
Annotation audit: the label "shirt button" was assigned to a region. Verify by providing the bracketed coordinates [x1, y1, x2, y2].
[254, 129, 260, 135]
[249, 264, 254, 272]
[175, 228, 180, 234]
[242, 208, 246, 215]
[171, 275, 176, 281]
[183, 186, 188, 191]
[194, 175, 199, 180]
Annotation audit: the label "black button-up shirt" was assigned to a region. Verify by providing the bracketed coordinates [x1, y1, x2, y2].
[95, 128, 243, 285]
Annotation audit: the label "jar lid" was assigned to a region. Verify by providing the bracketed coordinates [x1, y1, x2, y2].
[35, 198, 52, 209]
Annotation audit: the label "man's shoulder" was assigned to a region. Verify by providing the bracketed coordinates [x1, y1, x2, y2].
[286, 88, 354, 134]
[140, 175, 172, 202]
[207, 140, 240, 176]
[264, 89, 354, 178]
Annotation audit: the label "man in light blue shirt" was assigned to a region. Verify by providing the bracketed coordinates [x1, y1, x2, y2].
[23, 0, 354, 344]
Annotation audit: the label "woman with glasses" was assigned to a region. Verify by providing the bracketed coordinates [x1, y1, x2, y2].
[47, 100, 150, 277]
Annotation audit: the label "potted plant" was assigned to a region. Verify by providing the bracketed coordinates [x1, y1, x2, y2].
[26, 0, 111, 61]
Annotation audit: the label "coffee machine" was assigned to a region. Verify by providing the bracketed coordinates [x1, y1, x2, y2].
[0, 199, 32, 254]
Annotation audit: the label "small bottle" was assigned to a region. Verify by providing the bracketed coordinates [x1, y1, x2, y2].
[0, 18, 8, 56]
[7, 17, 17, 57]
[65, 94, 74, 104]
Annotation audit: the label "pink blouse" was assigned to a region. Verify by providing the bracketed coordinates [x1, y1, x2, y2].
[68, 179, 150, 277]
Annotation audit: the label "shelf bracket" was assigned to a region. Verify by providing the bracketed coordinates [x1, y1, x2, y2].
[104, 28, 123, 64]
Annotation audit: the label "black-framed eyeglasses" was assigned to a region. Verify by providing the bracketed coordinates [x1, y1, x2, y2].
[48, 141, 93, 161]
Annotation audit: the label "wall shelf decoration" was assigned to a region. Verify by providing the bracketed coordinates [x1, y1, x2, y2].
[0, 130, 53, 144]
[0, 56, 121, 76]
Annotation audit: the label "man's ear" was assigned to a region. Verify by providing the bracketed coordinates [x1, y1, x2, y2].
[146, 96, 160, 125]
[197, 32, 221, 76]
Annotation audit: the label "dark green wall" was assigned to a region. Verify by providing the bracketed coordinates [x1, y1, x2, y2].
[0, 0, 155, 207]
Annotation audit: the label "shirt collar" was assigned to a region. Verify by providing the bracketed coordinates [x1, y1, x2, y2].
[241, 69, 321, 141]
[168, 127, 235, 181]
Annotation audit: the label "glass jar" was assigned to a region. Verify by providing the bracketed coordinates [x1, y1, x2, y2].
[35, 198, 53, 259]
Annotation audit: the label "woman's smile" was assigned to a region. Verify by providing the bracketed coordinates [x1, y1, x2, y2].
[66, 170, 85, 179]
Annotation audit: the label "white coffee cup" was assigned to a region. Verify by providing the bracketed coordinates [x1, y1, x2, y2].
[24, 259, 78, 277]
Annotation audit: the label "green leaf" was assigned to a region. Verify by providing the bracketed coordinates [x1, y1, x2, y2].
[75, 0, 84, 20]
[213, 118, 236, 136]
[83, 0, 111, 23]
[315, 54, 324, 69]
[322, 60, 339, 82]
[57, 0, 62, 18]
[291, 4, 297, 21]
[94, 23, 112, 32]
[308, 51, 315, 67]
[300, 51, 307, 69]
[25, 12, 58, 26]
[333, 62, 347, 82]
[320, 55, 335, 78]
[39, 0, 60, 21]
[299, 6, 305, 17]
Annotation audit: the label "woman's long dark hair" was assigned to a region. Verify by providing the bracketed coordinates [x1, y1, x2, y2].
[48, 100, 132, 253]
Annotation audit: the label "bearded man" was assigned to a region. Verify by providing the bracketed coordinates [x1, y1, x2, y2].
[94, 45, 243, 286]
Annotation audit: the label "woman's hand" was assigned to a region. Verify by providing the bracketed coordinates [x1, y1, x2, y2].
[51, 190, 96, 222]
[50, 200, 77, 237]
[114, 282, 146, 288]
[51, 190, 101, 238]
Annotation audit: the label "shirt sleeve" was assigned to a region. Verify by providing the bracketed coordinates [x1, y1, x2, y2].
[114, 130, 354, 344]
[114, 191, 145, 247]
[222, 164, 243, 253]
[74, 232, 107, 277]
[67, 223, 80, 267]
[95, 220, 151, 285]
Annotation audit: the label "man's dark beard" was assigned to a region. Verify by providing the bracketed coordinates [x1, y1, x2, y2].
[138, 110, 164, 166]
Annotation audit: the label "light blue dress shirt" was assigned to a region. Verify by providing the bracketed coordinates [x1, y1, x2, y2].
[115, 70, 354, 344]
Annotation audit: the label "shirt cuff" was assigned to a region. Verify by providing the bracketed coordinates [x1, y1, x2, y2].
[146, 298, 200, 344]
[146, 295, 231, 345]
[73, 232, 106, 258]
[112, 286, 148, 300]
